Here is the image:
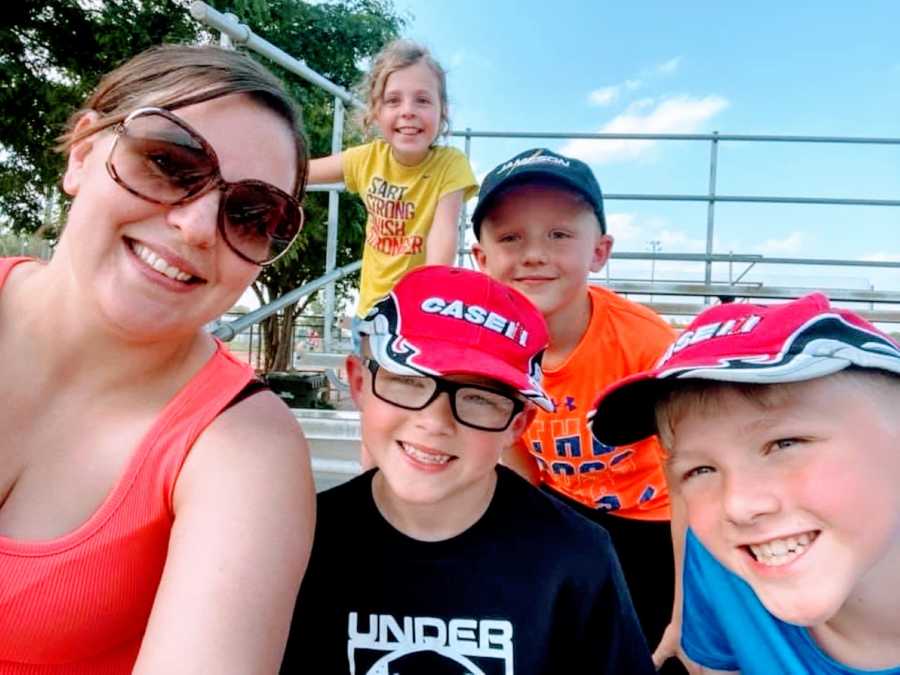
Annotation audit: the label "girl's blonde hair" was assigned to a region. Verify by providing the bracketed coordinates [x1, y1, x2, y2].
[357, 39, 449, 141]
[57, 44, 308, 196]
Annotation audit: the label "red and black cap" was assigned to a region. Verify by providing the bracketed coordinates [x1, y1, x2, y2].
[357, 265, 555, 411]
[589, 293, 900, 447]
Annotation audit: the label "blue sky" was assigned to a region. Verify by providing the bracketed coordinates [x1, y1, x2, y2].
[390, 0, 900, 296]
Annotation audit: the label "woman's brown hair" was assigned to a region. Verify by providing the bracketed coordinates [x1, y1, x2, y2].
[57, 44, 308, 196]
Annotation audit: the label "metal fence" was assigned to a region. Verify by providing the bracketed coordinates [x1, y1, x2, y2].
[190, 1, 900, 348]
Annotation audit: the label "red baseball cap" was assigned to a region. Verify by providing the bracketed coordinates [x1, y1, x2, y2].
[357, 265, 554, 411]
[590, 293, 900, 446]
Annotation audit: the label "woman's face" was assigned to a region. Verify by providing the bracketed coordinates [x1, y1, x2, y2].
[60, 93, 298, 341]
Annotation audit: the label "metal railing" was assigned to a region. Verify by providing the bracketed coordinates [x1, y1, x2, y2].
[190, 1, 900, 350]
[451, 129, 900, 310]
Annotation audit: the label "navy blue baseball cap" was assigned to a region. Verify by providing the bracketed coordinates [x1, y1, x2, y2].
[471, 148, 607, 239]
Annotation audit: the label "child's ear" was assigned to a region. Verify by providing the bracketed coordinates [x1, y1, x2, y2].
[471, 241, 488, 271]
[508, 404, 537, 439]
[345, 354, 367, 408]
[62, 111, 102, 197]
[589, 233, 614, 273]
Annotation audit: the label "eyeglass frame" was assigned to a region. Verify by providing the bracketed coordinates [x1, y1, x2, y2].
[363, 358, 526, 432]
[104, 106, 305, 266]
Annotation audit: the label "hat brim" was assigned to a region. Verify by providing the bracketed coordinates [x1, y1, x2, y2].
[592, 351, 900, 447]
[590, 372, 670, 447]
[472, 172, 604, 238]
[369, 333, 555, 412]
[589, 356, 853, 447]
[593, 300, 900, 447]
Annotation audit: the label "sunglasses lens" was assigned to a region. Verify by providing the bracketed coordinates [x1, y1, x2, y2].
[222, 182, 303, 264]
[110, 112, 214, 202]
[108, 109, 303, 266]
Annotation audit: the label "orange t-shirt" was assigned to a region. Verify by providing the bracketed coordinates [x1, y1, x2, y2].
[0, 258, 256, 673]
[520, 286, 676, 520]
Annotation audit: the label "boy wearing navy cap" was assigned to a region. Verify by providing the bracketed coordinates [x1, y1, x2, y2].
[281, 265, 654, 674]
[472, 148, 683, 672]
[591, 294, 900, 674]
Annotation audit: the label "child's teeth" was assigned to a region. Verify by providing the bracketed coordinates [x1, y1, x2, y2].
[748, 532, 818, 567]
[403, 443, 451, 465]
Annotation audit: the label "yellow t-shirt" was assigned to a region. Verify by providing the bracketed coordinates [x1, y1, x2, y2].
[343, 139, 478, 317]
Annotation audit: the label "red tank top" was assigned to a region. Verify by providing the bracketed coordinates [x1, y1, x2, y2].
[0, 257, 256, 673]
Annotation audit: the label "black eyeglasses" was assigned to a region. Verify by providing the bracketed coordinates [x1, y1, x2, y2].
[105, 107, 304, 266]
[364, 359, 524, 432]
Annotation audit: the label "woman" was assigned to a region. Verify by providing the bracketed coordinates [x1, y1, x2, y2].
[0, 45, 315, 673]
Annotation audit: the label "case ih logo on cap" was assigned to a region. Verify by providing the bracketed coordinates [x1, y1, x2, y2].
[660, 312, 900, 382]
[657, 313, 762, 366]
[356, 265, 555, 411]
[420, 296, 530, 347]
[589, 292, 900, 448]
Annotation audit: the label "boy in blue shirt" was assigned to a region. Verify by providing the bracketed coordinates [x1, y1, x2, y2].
[590, 293, 900, 674]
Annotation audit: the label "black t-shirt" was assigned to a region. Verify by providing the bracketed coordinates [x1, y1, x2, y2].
[281, 466, 654, 674]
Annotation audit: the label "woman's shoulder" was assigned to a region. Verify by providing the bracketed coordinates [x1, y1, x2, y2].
[174, 382, 311, 513]
[0, 256, 36, 280]
[201, 386, 307, 458]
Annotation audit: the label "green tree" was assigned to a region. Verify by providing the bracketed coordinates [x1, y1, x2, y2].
[0, 0, 405, 371]
[0, 0, 200, 235]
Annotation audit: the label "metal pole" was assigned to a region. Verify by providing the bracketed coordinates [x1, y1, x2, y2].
[190, 2, 361, 108]
[705, 131, 719, 303]
[213, 260, 362, 342]
[459, 127, 473, 266]
[218, 13, 237, 48]
[648, 240, 661, 303]
[323, 97, 345, 351]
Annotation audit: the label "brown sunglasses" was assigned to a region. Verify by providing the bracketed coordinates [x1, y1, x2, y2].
[105, 107, 304, 265]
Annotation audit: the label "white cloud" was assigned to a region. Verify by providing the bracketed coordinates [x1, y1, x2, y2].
[587, 79, 644, 107]
[605, 212, 711, 253]
[438, 47, 495, 75]
[608, 95, 729, 134]
[657, 228, 707, 252]
[628, 97, 656, 111]
[561, 94, 730, 164]
[583, 62, 674, 112]
[605, 212, 643, 243]
[758, 232, 805, 254]
[657, 57, 682, 75]
[861, 252, 900, 262]
[588, 86, 620, 106]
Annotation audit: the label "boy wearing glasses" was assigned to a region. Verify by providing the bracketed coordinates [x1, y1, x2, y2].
[280, 265, 654, 674]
